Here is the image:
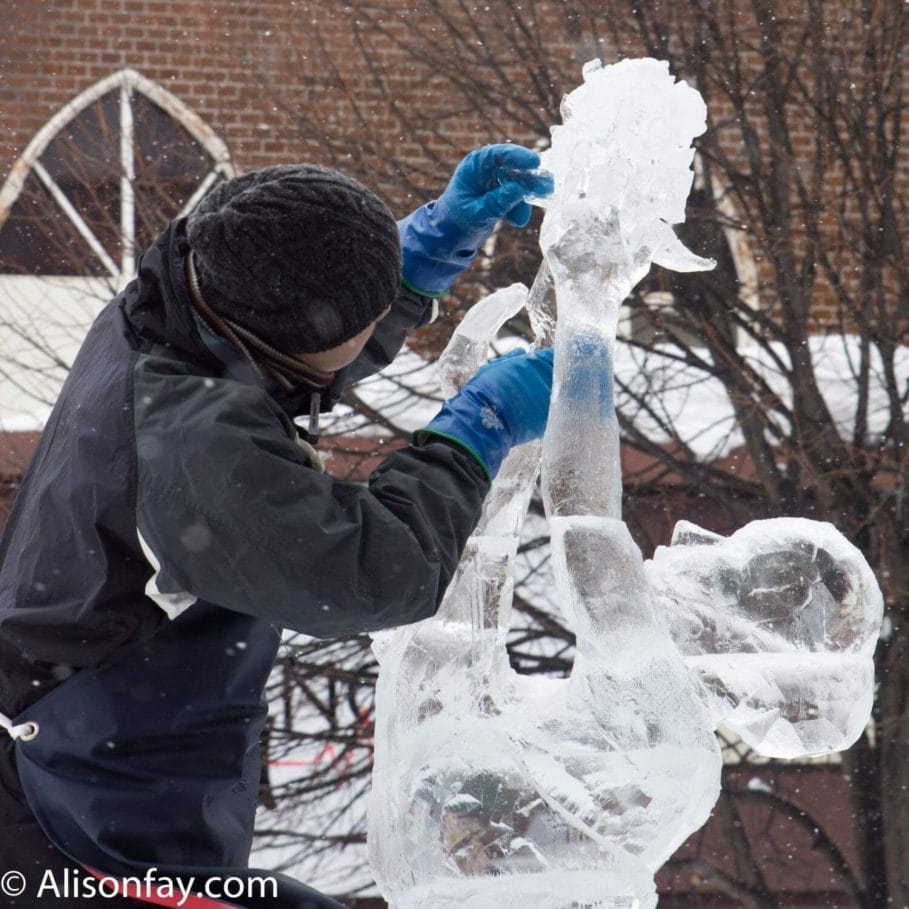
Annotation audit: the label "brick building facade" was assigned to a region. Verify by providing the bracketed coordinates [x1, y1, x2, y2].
[1, 2, 903, 906]
[4, 0, 903, 372]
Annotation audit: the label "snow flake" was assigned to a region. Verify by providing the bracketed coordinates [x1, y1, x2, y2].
[480, 405, 504, 430]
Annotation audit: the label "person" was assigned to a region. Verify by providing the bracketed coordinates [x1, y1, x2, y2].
[0, 145, 554, 908]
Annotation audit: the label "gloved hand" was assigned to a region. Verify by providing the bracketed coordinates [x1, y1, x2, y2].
[418, 347, 554, 479]
[399, 144, 554, 297]
[439, 144, 554, 232]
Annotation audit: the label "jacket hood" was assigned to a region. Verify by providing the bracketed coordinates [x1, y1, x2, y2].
[121, 219, 219, 365]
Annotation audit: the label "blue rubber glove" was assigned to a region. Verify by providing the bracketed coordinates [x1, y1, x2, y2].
[399, 144, 554, 296]
[418, 347, 554, 479]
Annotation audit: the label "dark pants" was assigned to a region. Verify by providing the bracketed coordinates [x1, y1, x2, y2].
[0, 740, 348, 909]
[1, 739, 143, 907]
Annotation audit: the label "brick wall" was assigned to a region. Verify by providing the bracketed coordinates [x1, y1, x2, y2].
[1, 1, 301, 172]
[0, 1, 517, 193]
[3, 1, 906, 336]
[0, 4, 679, 199]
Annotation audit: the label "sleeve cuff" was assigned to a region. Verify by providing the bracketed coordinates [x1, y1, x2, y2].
[413, 428, 492, 482]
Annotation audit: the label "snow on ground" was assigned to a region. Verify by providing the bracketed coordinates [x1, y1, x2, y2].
[349, 334, 908, 461]
[2, 275, 903, 463]
[615, 333, 908, 461]
[0, 275, 115, 430]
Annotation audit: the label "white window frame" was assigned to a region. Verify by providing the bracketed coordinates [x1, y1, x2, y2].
[0, 67, 236, 285]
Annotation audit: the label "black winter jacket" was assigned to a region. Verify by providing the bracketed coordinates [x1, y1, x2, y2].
[0, 220, 488, 880]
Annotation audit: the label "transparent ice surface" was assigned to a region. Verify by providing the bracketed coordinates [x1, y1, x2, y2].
[368, 58, 882, 908]
[438, 283, 529, 398]
[646, 518, 883, 757]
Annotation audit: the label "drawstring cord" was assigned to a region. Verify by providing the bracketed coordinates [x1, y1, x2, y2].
[186, 253, 327, 443]
[0, 710, 38, 741]
[308, 392, 321, 445]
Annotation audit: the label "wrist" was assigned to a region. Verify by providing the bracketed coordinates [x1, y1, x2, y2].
[400, 274, 446, 299]
[421, 387, 511, 479]
[398, 200, 491, 295]
[414, 428, 493, 481]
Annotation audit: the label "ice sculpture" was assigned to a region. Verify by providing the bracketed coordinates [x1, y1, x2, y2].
[647, 518, 881, 758]
[368, 59, 882, 908]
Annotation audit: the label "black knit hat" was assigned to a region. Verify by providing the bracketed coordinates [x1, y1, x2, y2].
[186, 164, 401, 354]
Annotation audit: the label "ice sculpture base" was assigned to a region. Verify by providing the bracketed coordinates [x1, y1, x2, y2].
[390, 867, 656, 909]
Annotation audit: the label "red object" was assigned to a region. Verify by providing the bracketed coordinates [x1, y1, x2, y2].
[82, 866, 239, 908]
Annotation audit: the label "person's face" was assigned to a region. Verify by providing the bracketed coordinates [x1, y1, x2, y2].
[295, 306, 391, 373]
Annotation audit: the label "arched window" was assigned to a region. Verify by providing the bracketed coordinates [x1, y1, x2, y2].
[0, 68, 234, 281]
[0, 69, 234, 422]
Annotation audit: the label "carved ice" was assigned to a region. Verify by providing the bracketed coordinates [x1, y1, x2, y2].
[368, 59, 883, 908]
[648, 517, 881, 758]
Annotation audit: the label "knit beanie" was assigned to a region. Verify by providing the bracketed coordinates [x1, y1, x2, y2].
[186, 164, 402, 354]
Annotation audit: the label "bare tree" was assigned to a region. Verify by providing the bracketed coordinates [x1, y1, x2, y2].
[248, 0, 907, 903]
[663, 761, 867, 908]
